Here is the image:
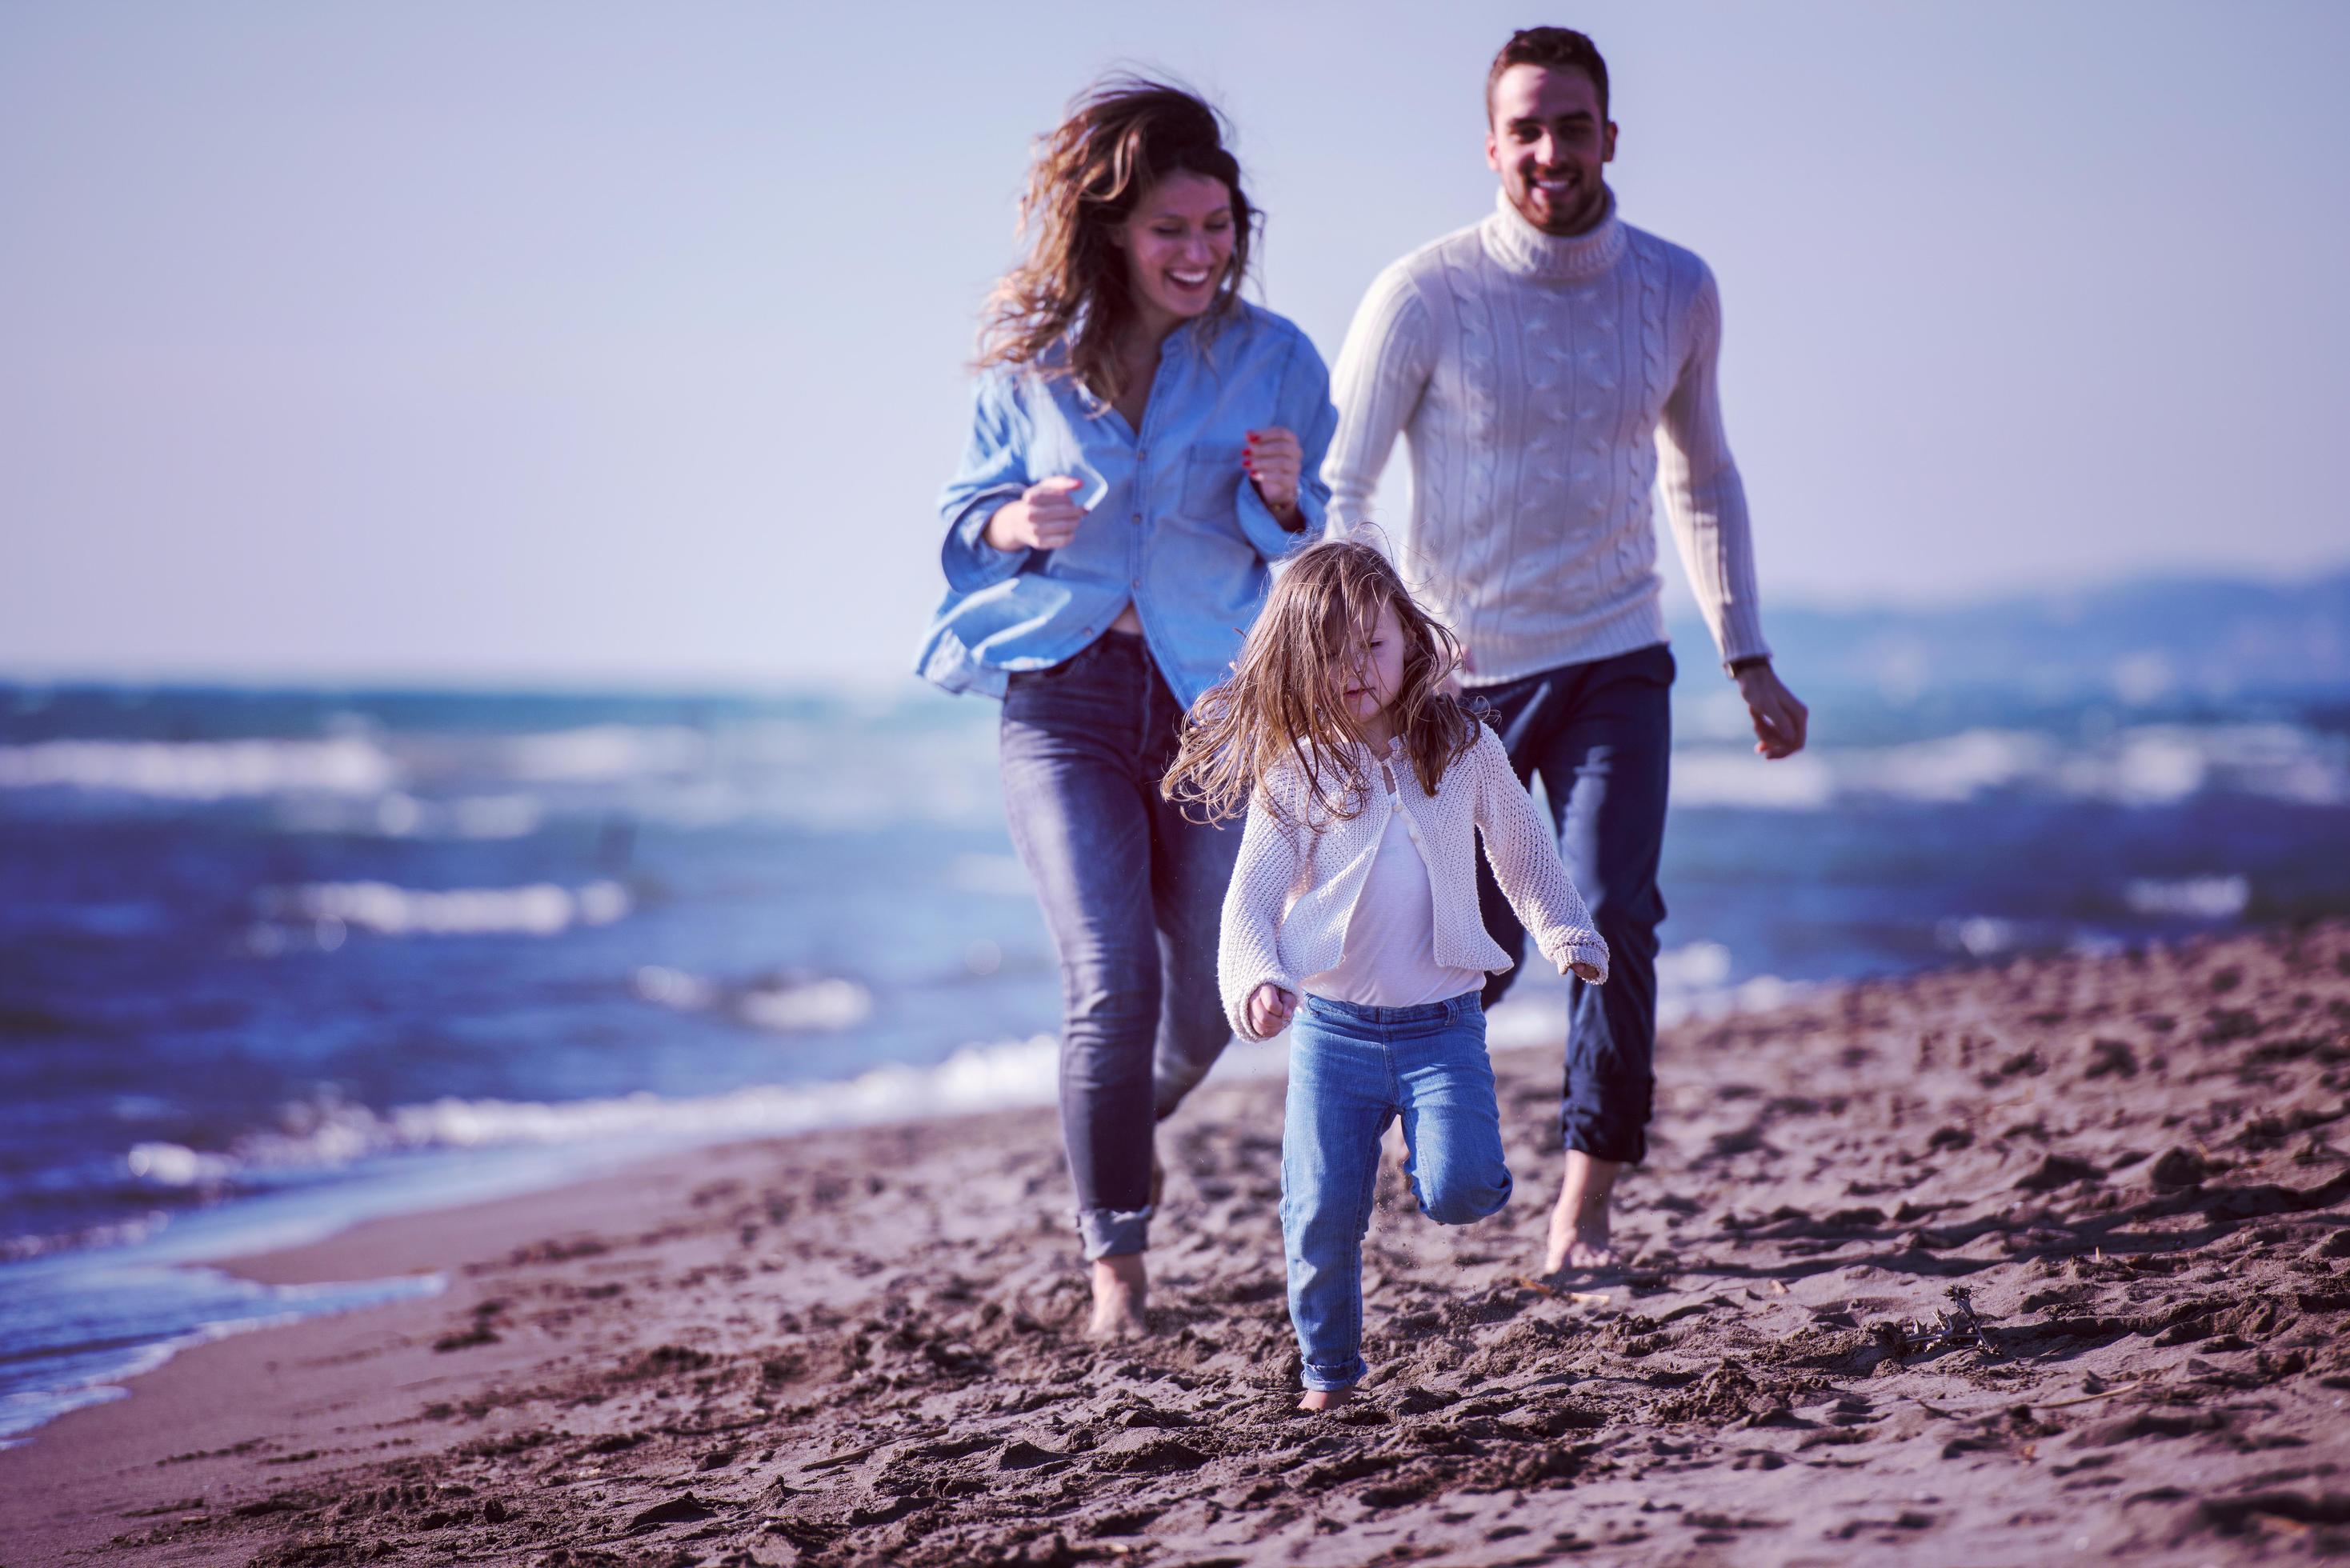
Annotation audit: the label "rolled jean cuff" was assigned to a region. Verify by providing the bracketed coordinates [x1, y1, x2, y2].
[1076, 1204, 1153, 1261]
[1300, 1357, 1366, 1393]
[1560, 1109, 1648, 1167]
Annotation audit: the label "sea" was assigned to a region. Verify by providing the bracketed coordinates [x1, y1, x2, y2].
[4, 582, 2348, 1444]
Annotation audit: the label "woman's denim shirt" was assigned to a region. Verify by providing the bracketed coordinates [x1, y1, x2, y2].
[916, 302, 1335, 709]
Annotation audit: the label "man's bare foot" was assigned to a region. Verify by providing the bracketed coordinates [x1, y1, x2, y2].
[1542, 1150, 1626, 1274]
[1297, 1387, 1355, 1412]
[1087, 1253, 1148, 1339]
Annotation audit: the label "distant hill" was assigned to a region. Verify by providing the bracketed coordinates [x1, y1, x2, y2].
[1673, 570, 2350, 702]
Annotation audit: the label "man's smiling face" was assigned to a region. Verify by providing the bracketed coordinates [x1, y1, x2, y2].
[1486, 62, 1617, 237]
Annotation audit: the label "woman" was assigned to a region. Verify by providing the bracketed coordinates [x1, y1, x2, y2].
[916, 78, 1335, 1338]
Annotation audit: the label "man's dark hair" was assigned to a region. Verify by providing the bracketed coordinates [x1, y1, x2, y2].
[1485, 27, 1610, 123]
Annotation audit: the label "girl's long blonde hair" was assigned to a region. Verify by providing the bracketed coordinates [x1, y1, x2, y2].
[1164, 540, 1481, 826]
[977, 77, 1255, 409]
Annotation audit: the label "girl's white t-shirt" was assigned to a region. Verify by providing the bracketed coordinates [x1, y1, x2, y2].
[1300, 764, 1489, 1009]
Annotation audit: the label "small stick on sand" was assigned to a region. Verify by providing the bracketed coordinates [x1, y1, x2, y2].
[2034, 1380, 2147, 1410]
[1514, 1274, 1611, 1306]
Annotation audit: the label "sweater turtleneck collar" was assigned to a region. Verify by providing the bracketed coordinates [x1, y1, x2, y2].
[1481, 185, 1626, 283]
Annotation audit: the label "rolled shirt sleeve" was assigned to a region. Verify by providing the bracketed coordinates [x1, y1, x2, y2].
[1232, 328, 1338, 563]
[937, 368, 1035, 594]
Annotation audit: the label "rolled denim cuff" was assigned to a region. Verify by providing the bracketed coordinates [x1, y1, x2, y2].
[1075, 1203, 1152, 1261]
[1300, 1356, 1367, 1392]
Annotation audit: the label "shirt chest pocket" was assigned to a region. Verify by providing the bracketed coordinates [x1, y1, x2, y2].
[1178, 445, 1243, 521]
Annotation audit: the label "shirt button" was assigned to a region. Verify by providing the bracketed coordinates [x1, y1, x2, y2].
[1137, 447, 1148, 460]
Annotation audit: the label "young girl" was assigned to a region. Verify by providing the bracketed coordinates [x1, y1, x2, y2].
[1164, 540, 1607, 1410]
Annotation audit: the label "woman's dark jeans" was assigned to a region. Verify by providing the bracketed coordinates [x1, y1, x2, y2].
[1473, 642, 1675, 1166]
[999, 631, 1239, 1258]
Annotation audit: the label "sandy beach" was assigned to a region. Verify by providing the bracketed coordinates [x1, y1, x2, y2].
[3, 922, 2347, 1566]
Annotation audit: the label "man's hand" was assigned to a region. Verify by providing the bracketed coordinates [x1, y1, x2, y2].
[983, 476, 1086, 552]
[1734, 662, 1808, 759]
[1247, 982, 1298, 1038]
[1243, 428, 1303, 527]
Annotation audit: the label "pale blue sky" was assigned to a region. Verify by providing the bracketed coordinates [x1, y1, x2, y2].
[4, 1, 2346, 685]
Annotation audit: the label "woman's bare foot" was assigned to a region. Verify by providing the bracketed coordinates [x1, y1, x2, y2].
[1296, 1387, 1355, 1413]
[1542, 1150, 1626, 1275]
[1087, 1253, 1149, 1339]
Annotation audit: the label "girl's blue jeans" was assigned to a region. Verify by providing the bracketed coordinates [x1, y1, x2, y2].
[1281, 990, 1513, 1391]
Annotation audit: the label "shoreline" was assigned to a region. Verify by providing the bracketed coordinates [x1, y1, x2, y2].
[3, 924, 2347, 1565]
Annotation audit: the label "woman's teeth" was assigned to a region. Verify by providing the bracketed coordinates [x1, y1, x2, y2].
[1169, 270, 1211, 289]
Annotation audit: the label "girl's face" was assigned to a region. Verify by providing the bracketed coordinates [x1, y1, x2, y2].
[1338, 599, 1407, 730]
[1118, 170, 1235, 327]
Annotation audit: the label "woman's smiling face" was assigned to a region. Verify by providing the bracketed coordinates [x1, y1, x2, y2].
[1119, 170, 1235, 326]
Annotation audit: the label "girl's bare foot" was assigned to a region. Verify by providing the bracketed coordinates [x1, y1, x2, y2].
[1087, 1253, 1148, 1339]
[1297, 1387, 1355, 1412]
[1542, 1150, 1625, 1275]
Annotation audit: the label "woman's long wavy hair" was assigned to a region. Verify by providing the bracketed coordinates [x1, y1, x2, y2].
[1165, 541, 1481, 826]
[977, 77, 1255, 409]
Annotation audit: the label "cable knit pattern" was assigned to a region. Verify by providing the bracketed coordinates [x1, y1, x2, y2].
[1324, 190, 1772, 683]
[1218, 726, 1608, 1042]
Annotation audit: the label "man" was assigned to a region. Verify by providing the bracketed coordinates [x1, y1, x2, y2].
[1323, 26, 1808, 1274]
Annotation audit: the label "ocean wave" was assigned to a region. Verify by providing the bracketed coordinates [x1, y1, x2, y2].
[274, 792, 546, 841]
[492, 725, 711, 783]
[0, 1269, 448, 1446]
[0, 1212, 167, 1263]
[118, 1034, 1067, 1186]
[2124, 874, 2252, 920]
[1672, 723, 2349, 811]
[1482, 941, 1808, 1050]
[633, 966, 875, 1034]
[260, 880, 631, 938]
[0, 737, 397, 800]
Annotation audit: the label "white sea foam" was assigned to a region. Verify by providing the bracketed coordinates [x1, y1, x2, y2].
[126, 1144, 238, 1188]
[208, 1033, 1068, 1173]
[1482, 941, 1806, 1048]
[494, 725, 711, 782]
[0, 737, 397, 799]
[268, 880, 631, 938]
[0, 1271, 447, 1446]
[1671, 722, 2350, 811]
[2124, 874, 2252, 920]
[1671, 750, 1836, 810]
[631, 966, 874, 1033]
[1939, 916, 2029, 958]
[736, 978, 874, 1034]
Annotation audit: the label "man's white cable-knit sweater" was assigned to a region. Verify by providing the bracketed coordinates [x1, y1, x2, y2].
[1219, 726, 1609, 1042]
[1323, 189, 1771, 685]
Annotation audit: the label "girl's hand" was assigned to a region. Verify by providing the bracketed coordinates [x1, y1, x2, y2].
[1243, 428, 1303, 527]
[1567, 960, 1604, 984]
[1247, 982, 1298, 1038]
[984, 476, 1086, 551]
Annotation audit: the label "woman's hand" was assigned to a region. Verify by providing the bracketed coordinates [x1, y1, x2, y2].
[1567, 960, 1605, 984]
[983, 475, 1087, 552]
[1247, 982, 1298, 1038]
[1243, 428, 1303, 527]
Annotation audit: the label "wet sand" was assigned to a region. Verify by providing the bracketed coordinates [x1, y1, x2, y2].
[3, 922, 2347, 1566]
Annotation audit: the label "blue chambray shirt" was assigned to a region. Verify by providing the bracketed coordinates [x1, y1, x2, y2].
[915, 302, 1336, 709]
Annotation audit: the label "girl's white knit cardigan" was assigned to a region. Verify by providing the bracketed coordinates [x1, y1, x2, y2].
[1219, 723, 1609, 1041]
